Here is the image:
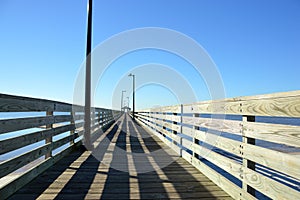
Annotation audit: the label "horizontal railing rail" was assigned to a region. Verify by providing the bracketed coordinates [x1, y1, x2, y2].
[135, 90, 300, 200]
[0, 93, 121, 199]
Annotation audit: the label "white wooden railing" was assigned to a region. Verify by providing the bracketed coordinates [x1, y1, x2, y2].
[135, 90, 300, 200]
[0, 94, 121, 199]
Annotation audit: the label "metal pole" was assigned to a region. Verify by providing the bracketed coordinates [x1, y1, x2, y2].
[121, 90, 125, 112]
[84, 0, 92, 148]
[128, 73, 135, 120]
[133, 74, 135, 120]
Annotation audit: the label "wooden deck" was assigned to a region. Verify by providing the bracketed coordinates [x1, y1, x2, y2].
[8, 114, 232, 200]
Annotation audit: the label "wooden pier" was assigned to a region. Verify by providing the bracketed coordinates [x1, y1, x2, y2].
[0, 91, 300, 199]
[7, 114, 231, 199]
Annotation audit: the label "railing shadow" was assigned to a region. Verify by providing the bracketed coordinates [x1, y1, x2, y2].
[8, 114, 229, 199]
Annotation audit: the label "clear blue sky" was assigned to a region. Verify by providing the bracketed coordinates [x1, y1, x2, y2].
[1, 0, 299, 110]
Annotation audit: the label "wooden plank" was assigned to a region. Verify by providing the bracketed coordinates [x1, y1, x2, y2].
[242, 121, 300, 148]
[243, 166, 300, 200]
[135, 118, 183, 156]
[181, 125, 241, 157]
[0, 142, 81, 200]
[52, 132, 80, 150]
[181, 138, 242, 180]
[0, 93, 74, 112]
[182, 100, 240, 115]
[45, 111, 54, 159]
[154, 119, 181, 133]
[0, 115, 72, 134]
[0, 122, 82, 155]
[181, 151, 255, 200]
[0, 132, 80, 179]
[158, 90, 300, 117]
[151, 113, 181, 122]
[243, 143, 300, 180]
[149, 104, 181, 113]
[138, 115, 251, 199]
[196, 130, 241, 157]
[242, 116, 256, 196]
[0, 93, 120, 113]
[240, 95, 300, 117]
[0, 144, 51, 178]
[144, 115, 242, 158]
[182, 116, 241, 136]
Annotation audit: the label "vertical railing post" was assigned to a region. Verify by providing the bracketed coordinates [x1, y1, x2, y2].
[70, 111, 75, 145]
[193, 113, 200, 159]
[162, 112, 166, 138]
[97, 110, 101, 126]
[241, 115, 256, 197]
[172, 112, 178, 144]
[45, 111, 53, 159]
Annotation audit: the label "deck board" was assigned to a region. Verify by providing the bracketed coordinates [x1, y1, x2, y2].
[8, 114, 232, 200]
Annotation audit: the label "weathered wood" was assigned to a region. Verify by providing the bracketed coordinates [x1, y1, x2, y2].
[150, 113, 181, 122]
[243, 143, 300, 180]
[0, 115, 72, 134]
[0, 123, 82, 154]
[182, 116, 242, 136]
[182, 100, 240, 116]
[194, 129, 241, 157]
[182, 151, 256, 200]
[5, 114, 230, 199]
[153, 118, 181, 133]
[0, 93, 120, 199]
[136, 90, 300, 200]
[0, 142, 81, 200]
[45, 111, 53, 158]
[149, 104, 181, 113]
[181, 138, 242, 179]
[242, 121, 300, 148]
[52, 132, 80, 150]
[0, 93, 73, 112]
[243, 166, 300, 200]
[0, 144, 52, 178]
[242, 116, 256, 196]
[70, 111, 75, 145]
[180, 90, 300, 117]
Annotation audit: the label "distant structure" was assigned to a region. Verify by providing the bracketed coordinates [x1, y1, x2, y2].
[122, 106, 131, 113]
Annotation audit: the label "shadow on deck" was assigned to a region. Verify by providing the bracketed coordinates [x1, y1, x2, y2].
[8, 114, 231, 200]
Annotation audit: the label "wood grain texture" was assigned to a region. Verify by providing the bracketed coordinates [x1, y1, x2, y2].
[242, 143, 300, 180]
[0, 93, 71, 112]
[138, 90, 300, 117]
[242, 167, 300, 200]
[182, 116, 242, 136]
[183, 152, 256, 200]
[0, 123, 79, 154]
[0, 144, 52, 178]
[0, 142, 81, 200]
[0, 115, 72, 134]
[242, 121, 300, 148]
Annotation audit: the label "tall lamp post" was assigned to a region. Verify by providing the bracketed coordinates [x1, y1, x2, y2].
[84, 0, 93, 148]
[128, 73, 135, 120]
[121, 90, 126, 112]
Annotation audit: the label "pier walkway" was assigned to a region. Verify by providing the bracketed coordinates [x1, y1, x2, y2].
[1, 91, 300, 199]
[8, 114, 231, 199]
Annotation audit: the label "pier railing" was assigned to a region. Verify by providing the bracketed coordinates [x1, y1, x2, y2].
[135, 90, 300, 200]
[0, 94, 121, 199]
